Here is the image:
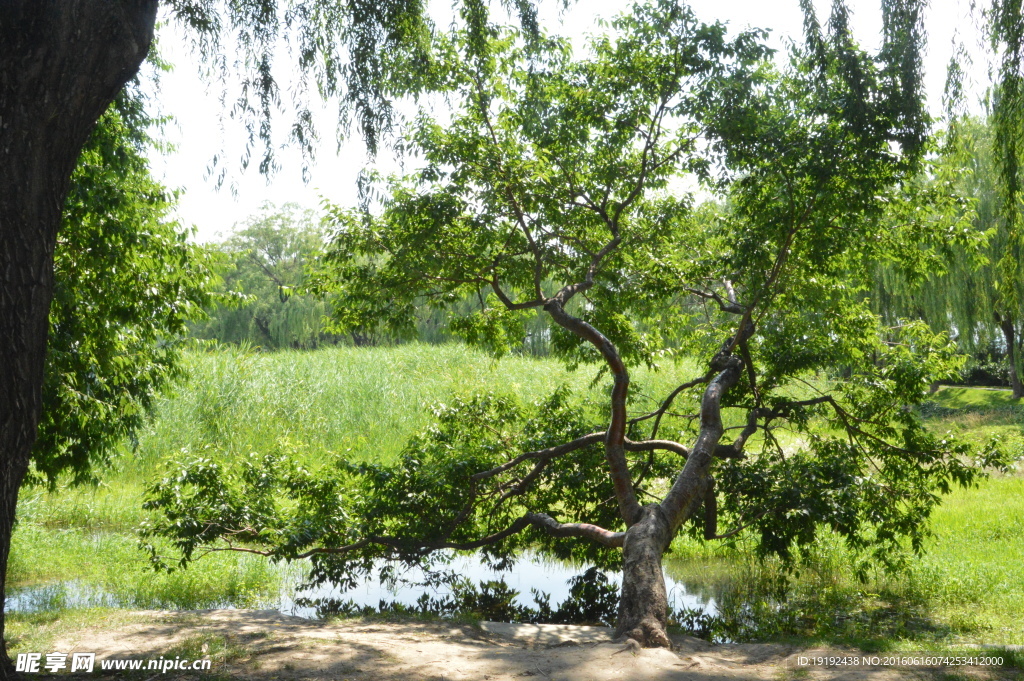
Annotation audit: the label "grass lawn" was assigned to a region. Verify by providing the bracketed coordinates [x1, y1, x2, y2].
[931, 385, 1023, 410]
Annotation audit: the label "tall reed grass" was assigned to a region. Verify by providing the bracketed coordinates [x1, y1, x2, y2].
[114, 342, 698, 478]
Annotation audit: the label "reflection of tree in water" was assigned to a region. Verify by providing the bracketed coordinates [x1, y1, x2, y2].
[663, 557, 737, 606]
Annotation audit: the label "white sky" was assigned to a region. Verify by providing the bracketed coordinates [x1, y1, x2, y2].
[148, 0, 985, 242]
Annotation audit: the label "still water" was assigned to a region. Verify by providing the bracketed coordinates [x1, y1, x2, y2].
[281, 552, 718, 618]
[9, 552, 718, 618]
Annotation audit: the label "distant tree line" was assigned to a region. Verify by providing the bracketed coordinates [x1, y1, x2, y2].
[188, 203, 340, 350]
[192, 202, 555, 354]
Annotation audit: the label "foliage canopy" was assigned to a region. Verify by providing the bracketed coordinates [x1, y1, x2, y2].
[32, 89, 213, 487]
[144, 0, 1012, 644]
[190, 203, 339, 350]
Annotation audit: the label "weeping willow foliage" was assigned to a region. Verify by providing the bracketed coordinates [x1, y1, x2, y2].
[989, 0, 1024, 242]
[191, 203, 341, 350]
[871, 122, 1007, 354]
[871, 0, 1024, 391]
[986, 0, 1024, 391]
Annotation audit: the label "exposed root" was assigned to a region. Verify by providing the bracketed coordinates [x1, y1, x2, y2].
[614, 618, 672, 649]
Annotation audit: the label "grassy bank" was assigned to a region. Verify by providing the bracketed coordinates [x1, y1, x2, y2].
[8, 343, 699, 644]
[8, 346, 1024, 655]
[112, 342, 701, 476]
[665, 474, 1024, 648]
[664, 384, 1024, 648]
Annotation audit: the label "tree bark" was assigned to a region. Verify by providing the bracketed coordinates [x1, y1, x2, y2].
[997, 315, 1024, 399]
[0, 2, 156, 674]
[615, 355, 744, 648]
[544, 299, 643, 526]
[543, 287, 749, 648]
[614, 504, 673, 647]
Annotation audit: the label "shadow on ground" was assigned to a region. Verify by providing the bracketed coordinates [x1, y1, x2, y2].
[24, 609, 1017, 681]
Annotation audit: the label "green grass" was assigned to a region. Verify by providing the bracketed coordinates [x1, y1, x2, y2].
[914, 475, 1024, 644]
[112, 342, 699, 477]
[9, 345, 1024, 657]
[921, 384, 1024, 463]
[662, 473, 1024, 648]
[931, 386, 1023, 410]
[8, 522, 297, 610]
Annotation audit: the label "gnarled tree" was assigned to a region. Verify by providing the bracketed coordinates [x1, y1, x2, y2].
[144, 0, 1006, 647]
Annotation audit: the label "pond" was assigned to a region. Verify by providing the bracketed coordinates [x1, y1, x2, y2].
[282, 551, 718, 619]
[8, 551, 719, 620]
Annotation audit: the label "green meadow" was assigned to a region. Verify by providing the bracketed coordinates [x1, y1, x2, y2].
[9, 345, 1024, 654]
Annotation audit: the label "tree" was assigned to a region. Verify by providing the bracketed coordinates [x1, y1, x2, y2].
[985, 2, 1024, 398]
[32, 90, 214, 488]
[143, 0, 1005, 647]
[869, 119, 1023, 395]
[191, 203, 338, 349]
[950, 120, 1024, 396]
[932, 0, 1024, 397]
[0, 6, 159, 672]
[0, 0, 490, 673]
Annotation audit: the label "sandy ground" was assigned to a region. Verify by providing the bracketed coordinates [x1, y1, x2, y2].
[39, 609, 1014, 680]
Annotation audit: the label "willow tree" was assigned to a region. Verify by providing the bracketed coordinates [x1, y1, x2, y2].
[870, 119, 1024, 395]
[1, 0, 526, 673]
[143, 0, 1004, 647]
[869, 0, 1024, 396]
[902, 0, 1024, 397]
[192, 203, 339, 349]
[985, 0, 1024, 398]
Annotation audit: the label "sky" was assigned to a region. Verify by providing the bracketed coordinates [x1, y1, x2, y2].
[148, 0, 985, 243]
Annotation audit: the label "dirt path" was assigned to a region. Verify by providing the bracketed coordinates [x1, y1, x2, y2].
[38, 609, 1008, 680]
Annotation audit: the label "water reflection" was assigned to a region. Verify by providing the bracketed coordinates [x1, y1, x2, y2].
[283, 552, 718, 619]
[8, 552, 719, 621]
[8, 581, 118, 613]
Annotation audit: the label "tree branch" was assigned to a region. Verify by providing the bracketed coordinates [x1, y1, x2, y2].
[660, 356, 745, 533]
[628, 372, 713, 439]
[489, 277, 545, 311]
[201, 509, 627, 561]
[544, 299, 643, 526]
[684, 287, 745, 314]
[524, 512, 625, 548]
[705, 506, 775, 541]
[471, 432, 605, 481]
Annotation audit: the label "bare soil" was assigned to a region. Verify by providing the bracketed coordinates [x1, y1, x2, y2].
[40, 609, 1014, 680]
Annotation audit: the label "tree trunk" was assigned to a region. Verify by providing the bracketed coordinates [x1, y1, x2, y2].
[615, 354, 745, 648]
[998, 315, 1024, 399]
[0, 3, 156, 675]
[615, 504, 673, 647]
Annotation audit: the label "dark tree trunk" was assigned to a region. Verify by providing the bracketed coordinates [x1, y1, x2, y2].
[0, 3, 156, 674]
[997, 315, 1024, 399]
